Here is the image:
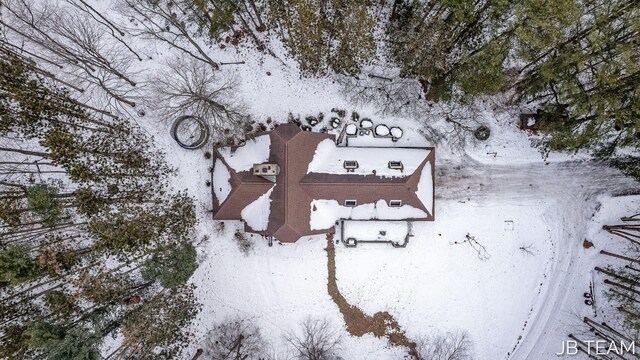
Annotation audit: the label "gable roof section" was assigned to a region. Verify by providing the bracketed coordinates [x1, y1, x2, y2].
[300, 148, 434, 222]
[264, 124, 335, 240]
[212, 156, 273, 220]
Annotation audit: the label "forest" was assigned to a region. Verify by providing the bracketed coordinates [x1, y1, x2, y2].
[0, 0, 638, 359]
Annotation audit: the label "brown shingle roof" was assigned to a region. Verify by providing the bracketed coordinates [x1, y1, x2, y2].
[212, 123, 434, 242]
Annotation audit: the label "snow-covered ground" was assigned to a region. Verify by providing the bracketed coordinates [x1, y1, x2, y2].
[15, 1, 637, 357]
[146, 43, 638, 360]
[336, 201, 552, 359]
[334, 156, 639, 359]
[174, 117, 637, 360]
[513, 195, 640, 359]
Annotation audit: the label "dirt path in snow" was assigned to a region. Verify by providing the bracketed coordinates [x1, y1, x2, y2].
[325, 235, 419, 359]
[436, 155, 638, 359]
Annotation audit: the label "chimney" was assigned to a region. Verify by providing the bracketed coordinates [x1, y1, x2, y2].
[253, 163, 280, 182]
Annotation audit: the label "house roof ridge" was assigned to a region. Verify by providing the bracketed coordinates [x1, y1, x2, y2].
[298, 177, 412, 185]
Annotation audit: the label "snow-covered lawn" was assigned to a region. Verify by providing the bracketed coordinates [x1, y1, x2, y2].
[189, 226, 410, 359]
[8, 0, 636, 358]
[335, 201, 554, 360]
[81, 6, 636, 357]
[188, 159, 638, 360]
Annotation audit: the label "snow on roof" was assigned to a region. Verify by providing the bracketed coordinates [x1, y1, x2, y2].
[307, 139, 430, 178]
[241, 185, 275, 231]
[309, 199, 428, 230]
[342, 220, 409, 243]
[212, 159, 231, 203]
[218, 135, 271, 172]
[416, 161, 433, 213]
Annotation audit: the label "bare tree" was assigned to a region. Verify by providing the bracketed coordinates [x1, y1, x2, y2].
[63, 0, 142, 61]
[264, 345, 294, 360]
[116, 0, 218, 69]
[0, 0, 140, 111]
[339, 66, 426, 118]
[415, 330, 474, 360]
[519, 243, 535, 256]
[435, 103, 483, 150]
[150, 56, 248, 142]
[285, 318, 342, 360]
[202, 317, 268, 360]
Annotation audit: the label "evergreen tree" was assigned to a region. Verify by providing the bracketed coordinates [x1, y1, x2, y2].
[120, 285, 200, 358]
[269, 0, 376, 76]
[26, 320, 101, 360]
[142, 241, 198, 289]
[1, 55, 171, 189]
[0, 197, 22, 226]
[88, 192, 196, 256]
[0, 324, 31, 360]
[44, 290, 80, 318]
[388, 0, 514, 100]
[0, 56, 89, 138]
[611, 156, 640, 182]
[514, 0, 640, 159]
[0, 244, 41, 286]
[26, 184, 64, 227]
[186, 0, 267, 44]
[0, 52, 200, 359]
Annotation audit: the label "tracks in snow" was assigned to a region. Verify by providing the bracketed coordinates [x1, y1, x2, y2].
[436, 156, 638, 202]
[435, 155, 638, 360]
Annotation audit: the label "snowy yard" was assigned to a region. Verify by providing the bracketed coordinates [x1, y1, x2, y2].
[178, 112, 637, 359]
[335, 202, 553, 360]
[341, 221, 410, 244]
[2, 0, 638, 358]
[103, 27, 638, 359]
[144, 39, 639, 355]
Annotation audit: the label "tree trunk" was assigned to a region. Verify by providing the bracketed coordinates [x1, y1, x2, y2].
[595, 266, 639, 286]
[0, 147, 51, 158]
[600, 250, 640, 264]
[604, 279, 640, 296]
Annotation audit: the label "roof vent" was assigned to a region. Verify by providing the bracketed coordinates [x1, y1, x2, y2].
[253, 163, 280, 182]
[343, 160, 359, 172]
[388, 161, 403, 170]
